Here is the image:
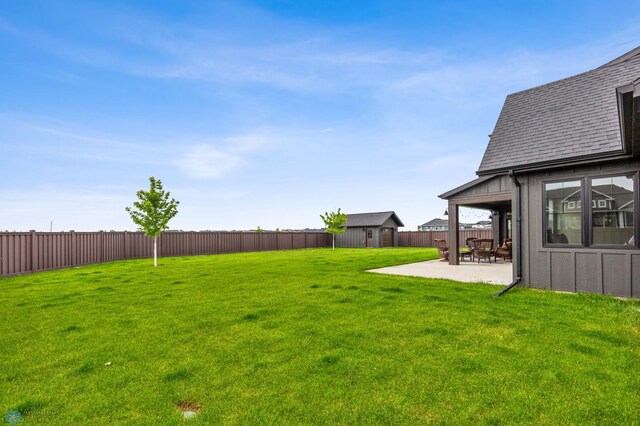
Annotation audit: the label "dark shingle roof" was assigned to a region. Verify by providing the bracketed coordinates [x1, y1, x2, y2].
[343, 211, 404, 227]
[478, 47, 640, 173]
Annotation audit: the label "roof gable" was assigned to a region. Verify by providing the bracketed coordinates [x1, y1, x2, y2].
[439, 174, 512, 199]
[478, 47, 640, 174]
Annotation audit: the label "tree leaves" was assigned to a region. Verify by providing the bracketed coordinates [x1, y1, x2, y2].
[125, 177, 179, 238]
[320, 208, 347, 236]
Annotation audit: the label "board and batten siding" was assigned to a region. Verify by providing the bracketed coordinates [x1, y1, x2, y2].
[336, 228, 367, 248]
[372, 228, 381, 248]
[336, 216, 401, 248]
[520, 160, 640, 298]
[452, 175, 513, 199]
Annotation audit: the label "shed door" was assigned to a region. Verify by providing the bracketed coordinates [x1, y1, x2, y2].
[382, 228, 393, 247]
[366, 229, 374, 247]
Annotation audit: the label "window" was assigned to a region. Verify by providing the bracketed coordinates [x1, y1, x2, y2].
[367, 230, 373, 239]
[591, 175, 634, 245]
[544, 174, 637, 248]
[545, 180, 582, 245]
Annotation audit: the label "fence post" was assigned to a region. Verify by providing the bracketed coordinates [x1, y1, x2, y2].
[70, 230, 76, 266]
[30, 230, 37, 272]
[291, 232, 294, 249]
[98, 231, 104, 263]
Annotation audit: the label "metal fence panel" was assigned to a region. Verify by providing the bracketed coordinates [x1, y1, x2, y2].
[0, 231, 332, 277]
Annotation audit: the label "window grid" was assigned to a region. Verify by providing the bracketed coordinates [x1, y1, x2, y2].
[543, 173, 638, 249]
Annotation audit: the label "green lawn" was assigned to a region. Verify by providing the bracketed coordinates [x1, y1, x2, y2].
[1, 248, 639, 424]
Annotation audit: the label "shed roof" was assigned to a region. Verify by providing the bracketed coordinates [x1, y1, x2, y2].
[478, 46, 640, 174]
[343, 211, 404, 228]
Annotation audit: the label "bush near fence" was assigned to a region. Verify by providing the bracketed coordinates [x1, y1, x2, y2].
[398, 230, 493, 248]
[0, 231, 332, 276]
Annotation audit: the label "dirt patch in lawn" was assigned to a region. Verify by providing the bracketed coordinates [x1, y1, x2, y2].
[176, 401, 202, 414]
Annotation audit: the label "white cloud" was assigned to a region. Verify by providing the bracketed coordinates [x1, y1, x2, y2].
[175, 126, 331, 179]
[178, 144, 244, 179]
[389, 40, 640, 102]
[0, 115, 171, 165]
[225, 133, 271, 152]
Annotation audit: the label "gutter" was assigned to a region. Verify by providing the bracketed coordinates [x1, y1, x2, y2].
[493, 170, 522, 297]
[477, 149, 629, 177]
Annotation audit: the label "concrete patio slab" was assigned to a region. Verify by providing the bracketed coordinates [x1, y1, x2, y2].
[369, 259, 513, 285]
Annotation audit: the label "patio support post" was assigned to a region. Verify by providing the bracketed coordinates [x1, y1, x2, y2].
[492, 210, 500, 244]
[448, 202, 459, 265]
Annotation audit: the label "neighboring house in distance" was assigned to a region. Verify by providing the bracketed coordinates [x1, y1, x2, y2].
[418, 218, 493, 231]
[336, 211, 404, 248]
[471, 220, 493, 229]
[418, 218, 449, 231]
[440, 46, 640, 298]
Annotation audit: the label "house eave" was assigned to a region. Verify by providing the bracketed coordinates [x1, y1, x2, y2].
[475, 149, 630, 176]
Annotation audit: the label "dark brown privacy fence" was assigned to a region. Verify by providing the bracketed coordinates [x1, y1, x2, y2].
[0, 231, 332, 276]
[398, 230, 493, 248]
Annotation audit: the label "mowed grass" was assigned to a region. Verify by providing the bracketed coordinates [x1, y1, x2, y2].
[1, 248, 639, 425]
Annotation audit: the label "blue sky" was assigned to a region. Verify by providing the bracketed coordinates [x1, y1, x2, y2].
[2, 1, 640, 231]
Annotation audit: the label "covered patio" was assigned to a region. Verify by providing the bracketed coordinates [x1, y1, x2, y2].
[439, 174, 514, 267]
[373, 174, 517, 287]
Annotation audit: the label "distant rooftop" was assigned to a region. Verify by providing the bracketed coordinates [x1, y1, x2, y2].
[419, 218, 448, 227]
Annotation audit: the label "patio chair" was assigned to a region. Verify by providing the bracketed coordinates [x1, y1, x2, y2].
[459, 238, 476, 262]
[434, 239, 449, 261]
[494, 239, 512, 262]
[474, 239, 494, 263]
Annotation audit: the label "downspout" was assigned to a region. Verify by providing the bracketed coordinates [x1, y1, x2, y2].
[493, 170, 522, 297]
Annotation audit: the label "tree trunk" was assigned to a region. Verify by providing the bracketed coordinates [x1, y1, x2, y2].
[332, 234, 335, 250]
[153, 236, 158, 267]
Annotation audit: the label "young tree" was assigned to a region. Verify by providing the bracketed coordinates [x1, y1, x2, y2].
[125, 177, 179, 267]
[320, 208, 347, 250]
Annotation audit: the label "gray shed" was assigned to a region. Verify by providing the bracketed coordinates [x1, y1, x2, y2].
[336, 211, 404, 248]
[440, 46, 640, 298]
